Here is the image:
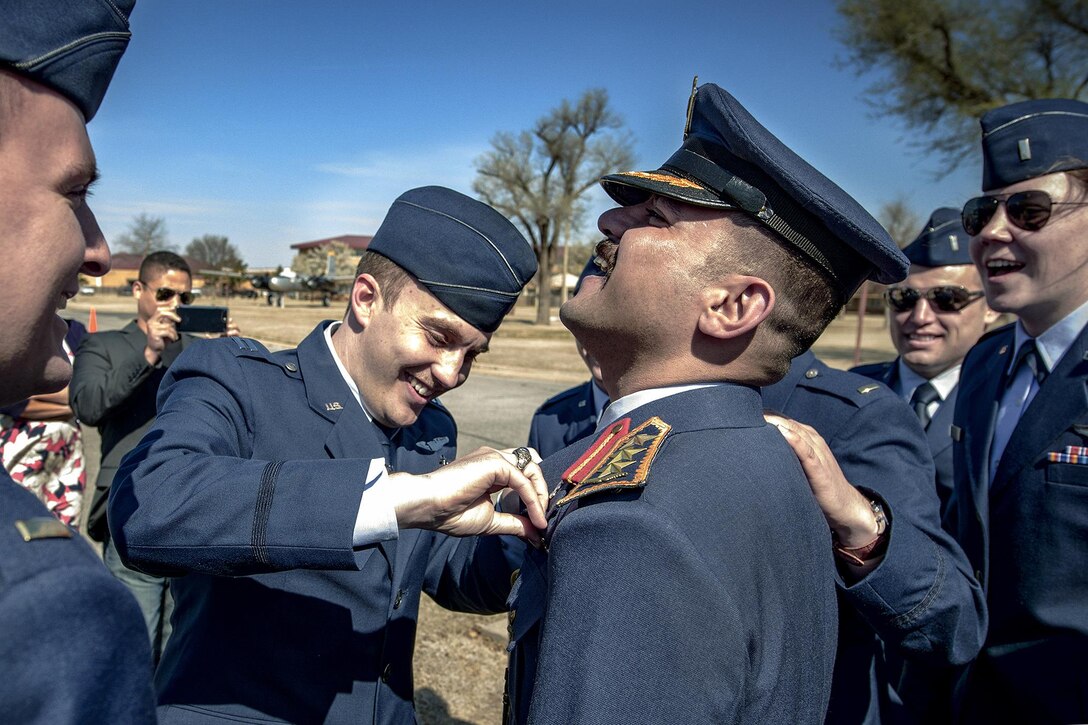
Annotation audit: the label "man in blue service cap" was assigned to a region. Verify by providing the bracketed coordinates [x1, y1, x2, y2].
[0, 1, 156, 723]
[533, 227, 987, 725]
[504, 82, 911, 724]
[854, 209, 1000, 511]
[111, 185, 549, 724]
[527, 259, 610, 458]
[950, 98, 1088, 723]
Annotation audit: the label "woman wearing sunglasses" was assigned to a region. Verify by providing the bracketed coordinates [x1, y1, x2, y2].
[949, 98, 1088, 724]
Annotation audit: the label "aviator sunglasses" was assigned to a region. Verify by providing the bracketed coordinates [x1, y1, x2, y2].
[884, 285, 985, 313]
[961, 189, 1088, 236]
[141, 281, 194, 305]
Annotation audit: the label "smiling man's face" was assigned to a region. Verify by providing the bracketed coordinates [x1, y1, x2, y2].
[349, 277, 490, 428]
[888, 264, 998, 379]
[0, 72, 110, 405]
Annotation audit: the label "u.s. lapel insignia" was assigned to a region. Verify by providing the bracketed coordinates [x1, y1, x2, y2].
[14, 517, 72, 541]
[325, 401, 343, 411]
[557, 416, 671, 507]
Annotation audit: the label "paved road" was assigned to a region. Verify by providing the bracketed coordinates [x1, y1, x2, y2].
[68, 308, 573, 496]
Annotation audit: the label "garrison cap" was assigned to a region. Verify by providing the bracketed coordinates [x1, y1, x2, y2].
[903, 207, 972, 266]
[981, 98, 1088, 191]
[368, 186, 537, 333]
[0, 0, 135, 122]
[600, 82, 907, 301]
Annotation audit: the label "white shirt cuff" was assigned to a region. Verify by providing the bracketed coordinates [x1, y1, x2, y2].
[352, 458, 400, 547]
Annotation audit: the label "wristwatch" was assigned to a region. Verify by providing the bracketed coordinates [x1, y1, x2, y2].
[833, 498, 889, 567]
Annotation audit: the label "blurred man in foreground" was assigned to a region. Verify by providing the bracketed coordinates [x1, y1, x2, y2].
[0, 1, 155, 721]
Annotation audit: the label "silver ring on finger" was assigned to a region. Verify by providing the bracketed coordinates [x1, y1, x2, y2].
[513, 446, 532, 472]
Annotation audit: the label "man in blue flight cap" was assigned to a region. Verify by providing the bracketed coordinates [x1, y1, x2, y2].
[111, 186, 549, 724]
[0, 1, 156, 722]
[527, 260, 610, 458]
[505, 82, 911, 724]
[950, 98, 1088, 723]
[854, 208, 1000, 511]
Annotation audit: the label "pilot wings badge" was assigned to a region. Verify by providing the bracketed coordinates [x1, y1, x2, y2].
[557, 416, 671, 507]
[416, 436, 451, 452]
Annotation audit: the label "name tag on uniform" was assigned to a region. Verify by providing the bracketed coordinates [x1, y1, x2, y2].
[951, 425, 963, 442]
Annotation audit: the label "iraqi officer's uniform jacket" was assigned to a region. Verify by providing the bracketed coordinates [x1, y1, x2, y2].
[950, 321, 1088, 723]
[851, 360, 958, 514]
[109, 323, 515, 724]
[764, 351, 985, 725]
[0, 472, 156, 723]
[526, 381, 598, 458]
[506, 384, 839, 724]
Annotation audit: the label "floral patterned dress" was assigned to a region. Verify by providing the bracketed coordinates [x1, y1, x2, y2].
[0, 321, 86, 529]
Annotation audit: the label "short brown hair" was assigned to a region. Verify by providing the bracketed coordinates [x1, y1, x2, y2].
[697, 215, 840, 383]
[139, 251, 191, 283]
[350, 251, 413, 311]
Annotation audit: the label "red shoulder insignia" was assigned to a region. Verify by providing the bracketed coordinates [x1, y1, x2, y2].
[562, 418, 632, 485]
[557, 416, 671, 507]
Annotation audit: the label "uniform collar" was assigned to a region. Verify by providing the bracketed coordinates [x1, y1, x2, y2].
[596, 383, 719, 434]
[1010, 297, 1088, 375]
[896, 359, 960, 402]
[323, 320, 373, 423]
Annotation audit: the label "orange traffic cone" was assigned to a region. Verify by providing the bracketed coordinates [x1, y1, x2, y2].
[87, 306, 98, 333]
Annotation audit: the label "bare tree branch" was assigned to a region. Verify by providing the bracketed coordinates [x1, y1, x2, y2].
[474, 89, 635, 324]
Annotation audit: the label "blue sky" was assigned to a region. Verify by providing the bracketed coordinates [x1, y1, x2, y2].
[88, 1, 981, 268]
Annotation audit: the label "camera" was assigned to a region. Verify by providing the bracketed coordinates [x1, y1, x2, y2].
[177, 305, 228, 334]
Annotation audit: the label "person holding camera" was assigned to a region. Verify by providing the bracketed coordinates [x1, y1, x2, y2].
[71, 250, 239, 663]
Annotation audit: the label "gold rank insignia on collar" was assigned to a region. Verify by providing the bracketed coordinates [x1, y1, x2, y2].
[14, 517, 72, 542]
[556, 416, 671, 508]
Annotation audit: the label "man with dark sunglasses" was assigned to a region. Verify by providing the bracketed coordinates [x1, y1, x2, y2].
[949, 98, 1088, 723]
[71, 250, 240, 663]
[853, 208, 999, 511]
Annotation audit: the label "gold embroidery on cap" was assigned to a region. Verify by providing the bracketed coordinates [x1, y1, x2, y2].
[619, 171, 705, 190]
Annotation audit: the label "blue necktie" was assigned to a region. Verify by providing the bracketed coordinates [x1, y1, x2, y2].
[909, 382, 940, 429]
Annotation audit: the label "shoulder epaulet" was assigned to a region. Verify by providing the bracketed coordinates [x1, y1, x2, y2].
[849, 360, 893, 379]
[556, 416, 669, 507]
[226, 336, 270, 356]
[795, 363, 897, 409]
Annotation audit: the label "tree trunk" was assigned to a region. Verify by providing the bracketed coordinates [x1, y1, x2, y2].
[535, 244, 553, 325]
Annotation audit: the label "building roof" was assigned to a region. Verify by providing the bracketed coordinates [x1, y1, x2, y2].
[107, 252, 209, 272]
[289, 234, 373, 252]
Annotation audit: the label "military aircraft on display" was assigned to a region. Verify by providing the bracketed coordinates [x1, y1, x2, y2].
[202, 252, 354, 307]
